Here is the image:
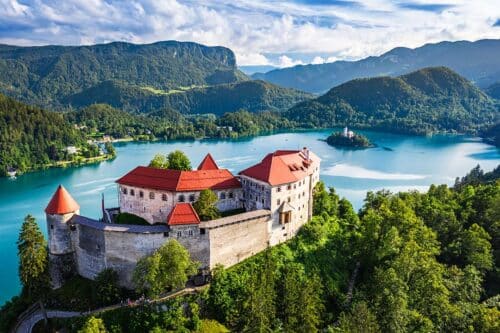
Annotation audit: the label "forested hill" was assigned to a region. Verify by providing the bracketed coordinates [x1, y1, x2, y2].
[253, 39, 500, 93]
[285, 67, 499, 135]
[0, 41, 247, 110]
[64, 79, 312, 115]
[0, 93, 87, 176]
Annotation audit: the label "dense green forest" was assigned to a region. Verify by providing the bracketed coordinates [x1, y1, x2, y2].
[285, 67, 499, 135]
[253, 39, 500, 93]
[66, 103, 298, 140]
[0, 41, 246, 110]
[0, 94, 111, 176]
[203, 165, 500, 332]
[64, 79, 312, 115]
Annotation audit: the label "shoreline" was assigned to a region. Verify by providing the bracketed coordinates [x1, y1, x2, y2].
[4, 127, 496, 178]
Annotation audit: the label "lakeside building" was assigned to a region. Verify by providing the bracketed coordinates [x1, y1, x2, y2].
[45, 148, 320, 288]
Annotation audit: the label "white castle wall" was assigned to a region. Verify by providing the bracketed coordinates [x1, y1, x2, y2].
[119, 185, 243, 224]
[240, 162, 320, 246]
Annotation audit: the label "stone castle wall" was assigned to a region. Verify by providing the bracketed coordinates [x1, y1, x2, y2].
[204, 210, 272, 268]
[67, 211, 270, 288]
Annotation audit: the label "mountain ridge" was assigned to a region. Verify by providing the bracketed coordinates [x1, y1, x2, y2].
[0, 40, 248, 110]
[253, 39, 500, 93]
[284, 66, 498, 135]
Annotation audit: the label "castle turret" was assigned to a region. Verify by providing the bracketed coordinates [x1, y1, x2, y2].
[45, 185, 80, 288]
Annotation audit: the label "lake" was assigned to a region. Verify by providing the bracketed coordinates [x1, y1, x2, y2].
[0, 129, 498, 305]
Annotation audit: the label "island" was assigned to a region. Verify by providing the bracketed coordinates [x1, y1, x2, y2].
[326, 127, 374, 149]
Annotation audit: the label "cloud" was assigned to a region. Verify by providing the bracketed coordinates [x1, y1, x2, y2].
[0, 0, 499, 66]
[277, 55, 304, 67]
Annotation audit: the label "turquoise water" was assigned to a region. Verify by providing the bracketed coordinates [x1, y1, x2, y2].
[0, 129, 498, 305]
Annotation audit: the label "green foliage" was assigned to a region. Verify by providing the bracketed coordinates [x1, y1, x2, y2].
[286, 67, 497, 135]
[94, 269, 121, 306]
[148, 153, 169, 169]
[17, 214, 49, 298]
[133, 240, 198, 297]
[0, 41, 245, 110]
[195, 319, 230, 333]
[167, 150, 192, 171]
[206, 165, 499, 332]
[193, 189, 221, 221]
[0, 93, 92, 175]
[64, 79, 312, 115]
[326, 131, 373, 148]
[104, 142, 115, 157]
[114, 212, 149, 225]
[78, 316, 107, 333]
[335, 301, 381, 333]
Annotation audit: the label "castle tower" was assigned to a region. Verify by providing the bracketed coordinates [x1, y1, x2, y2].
[45, 185, 80, 288]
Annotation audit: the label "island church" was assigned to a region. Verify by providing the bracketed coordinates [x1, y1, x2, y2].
[45, 148, 320, 288]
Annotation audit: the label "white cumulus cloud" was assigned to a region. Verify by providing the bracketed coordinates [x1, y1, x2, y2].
[0, 0, 499, 66]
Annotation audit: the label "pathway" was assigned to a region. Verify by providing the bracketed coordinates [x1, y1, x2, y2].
[13, 286, 206, 333]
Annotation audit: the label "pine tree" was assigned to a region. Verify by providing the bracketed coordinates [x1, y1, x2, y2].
[17, 214, 49, 298]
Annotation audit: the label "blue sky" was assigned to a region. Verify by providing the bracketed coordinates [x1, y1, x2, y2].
[1, 0, 499, 67]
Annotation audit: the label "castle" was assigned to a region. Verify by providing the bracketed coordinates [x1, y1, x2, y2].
[45, 148, 320, 288]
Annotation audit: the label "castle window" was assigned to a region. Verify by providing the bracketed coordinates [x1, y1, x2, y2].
[163, 232, 169, 237]
[122, 187, 127, 194]
[178, 195, 185, 202]
[277, 187, 281, 192]
[177, 231, 182, 237]
[261, 198, 264, 204]
[139, 191, 144, 198]
[149, 192, 155, 199]
[220, 192, 226, 200]
[277, 199, 280, 205]
[288, 197, 291, 203]
[287, 185, 292, 190]
[130, 189, 135, 196]
[294, 184, 296, 189]
[200, 228, 206, 235]
[50, 224, 54, 230]
[188, 230, 193, 236]
[70, 224, 76, 231]
[229, 192, 234, 199]
[189, 194, 196, 202]
[162, 194, 167, 201]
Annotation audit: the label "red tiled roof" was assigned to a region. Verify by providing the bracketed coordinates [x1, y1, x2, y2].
[167, 203, 200, 225]
[197, 154, 219, 170]
[45, 185, 80, 214]
[116, 166, 240, 192]
[239, 149, 320, 186]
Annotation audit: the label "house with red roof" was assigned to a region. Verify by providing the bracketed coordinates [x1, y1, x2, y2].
[116, 153, 243, 225]
[239, 147, 320, 245]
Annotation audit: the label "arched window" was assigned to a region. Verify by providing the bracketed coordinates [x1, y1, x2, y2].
[178, 195, 185, 202]
[130, 189, 135, 196]
[139, 191, 144, 198]
[229, 192, 234, 199]
[122, 187, 127, 194]
[162, 194, 167, 201]
[220, 192, 226, 200]
[189, 194, 196, 202]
